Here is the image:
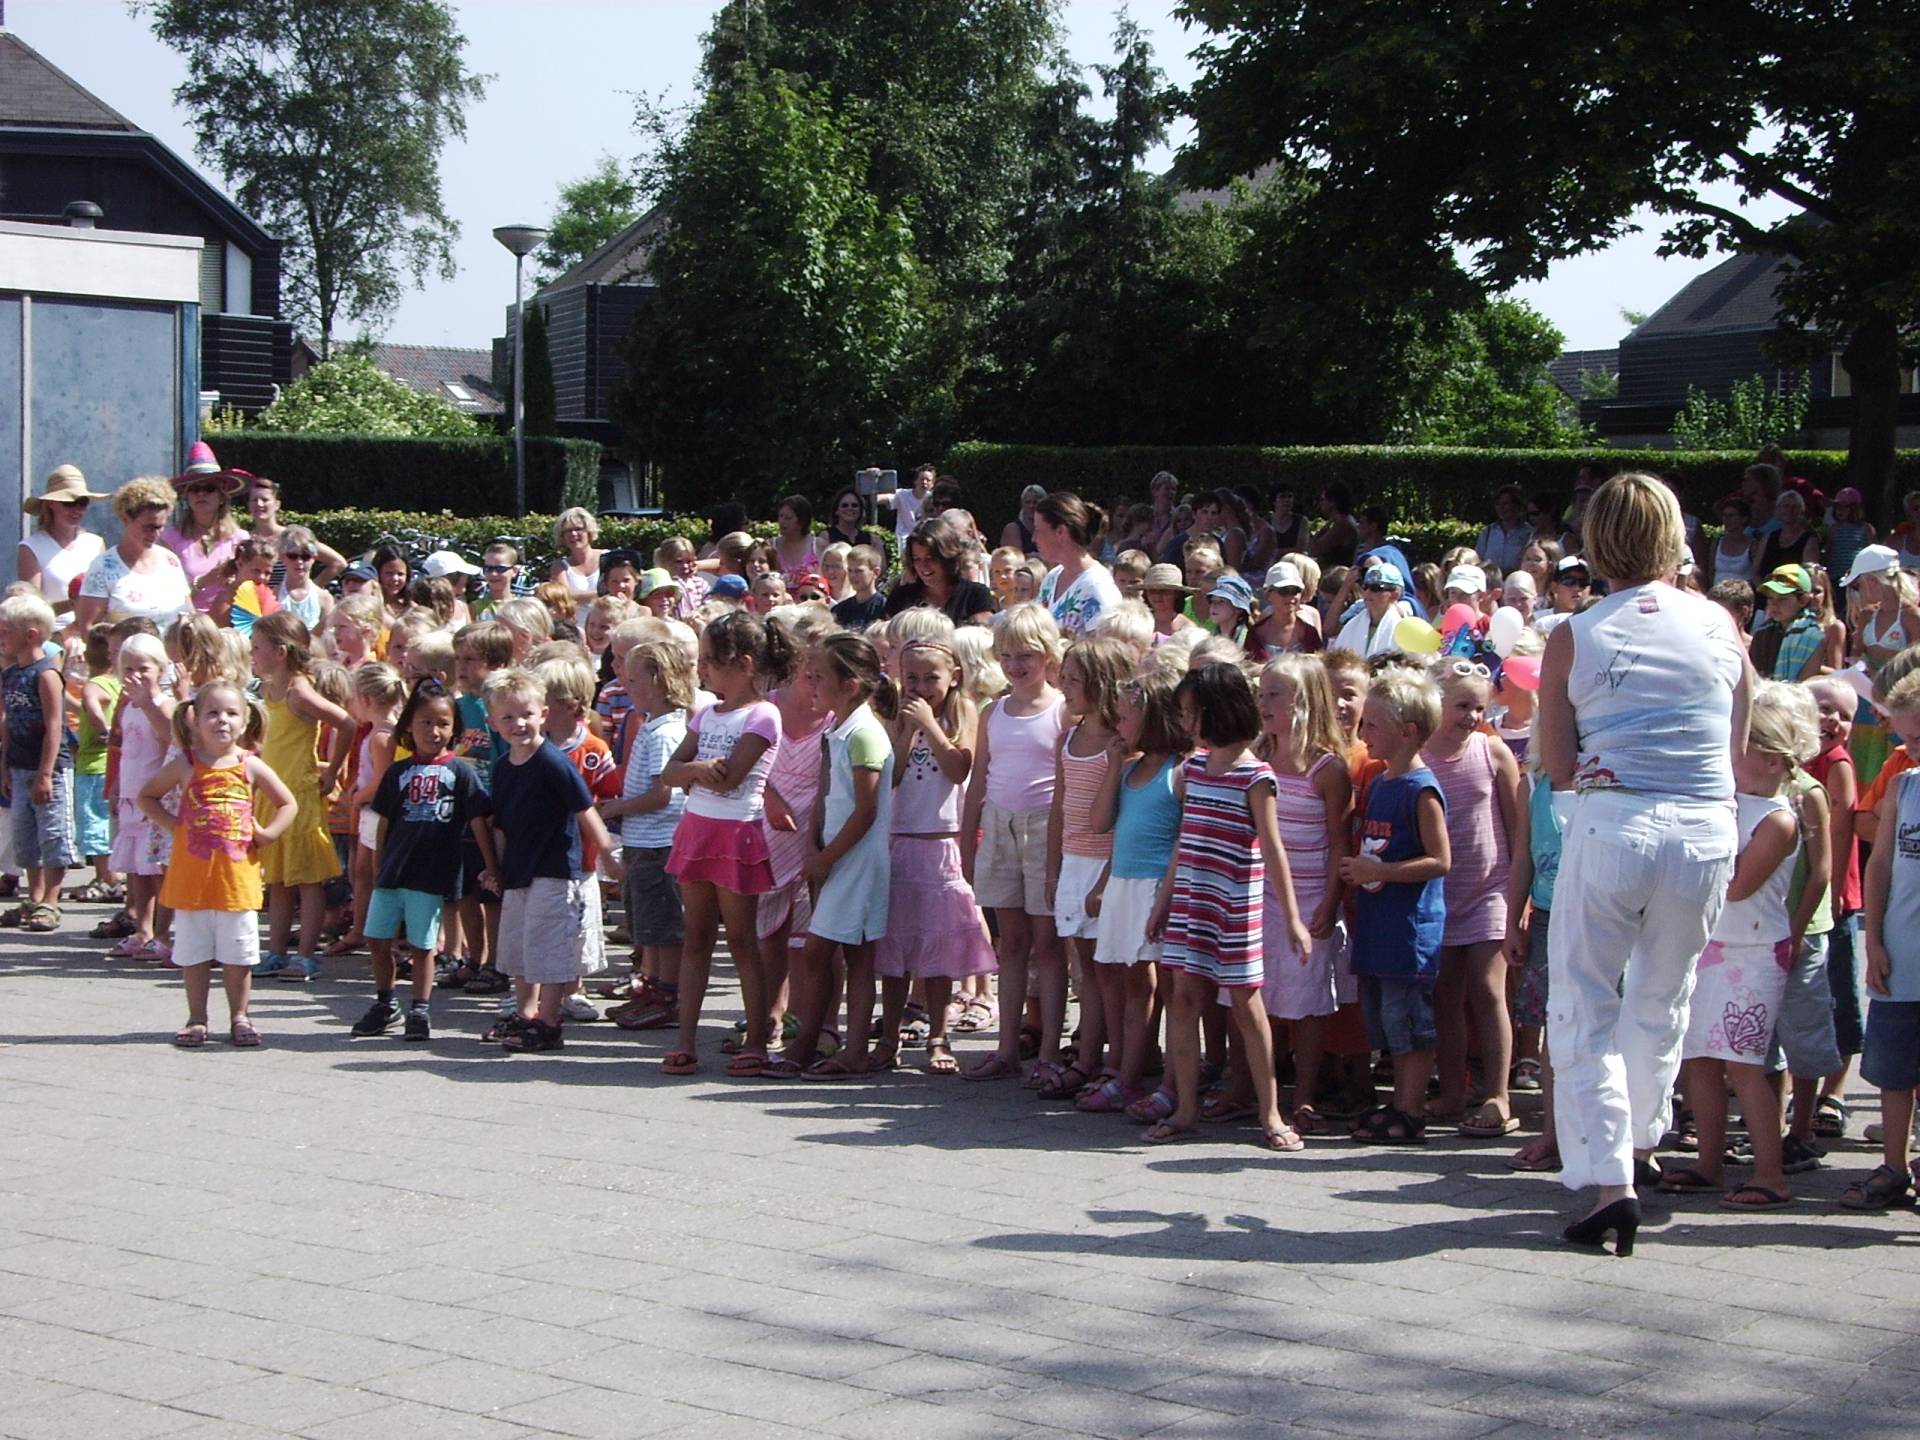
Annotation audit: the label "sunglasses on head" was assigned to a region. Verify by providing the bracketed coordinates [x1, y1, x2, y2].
[1447, 660, 1492, 680]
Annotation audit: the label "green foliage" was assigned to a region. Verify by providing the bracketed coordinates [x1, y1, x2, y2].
[250, 355, 481, 437]
[615, 68, 932, 515]
[1404, 299, 1593, 448]
[213, 433, 599, 515]
[282, 509, 733, 566]
[1669, 374, 1812, 452]
[501, 304, 557, 438]
[1580, 369, 1619, 400]
[144, 0, 487, 352]
[202, 403, 250, 435]
[535, 156, 642, 288]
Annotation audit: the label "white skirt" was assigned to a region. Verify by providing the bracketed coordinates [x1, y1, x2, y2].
[1092, 876, 1162, 966]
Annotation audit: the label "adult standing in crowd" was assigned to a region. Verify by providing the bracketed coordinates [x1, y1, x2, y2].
[1000, 484, 1046, 556]
[1477, 485, 1534, 574]
[1140, 470, 1179, 556]
[244, 475, 346, 588]
[1310, 485, 1358, 567]
[821, 486, 886, 555]
[1328, 558, 1409, 657]
[72, 476, 192, 628]
[771, 495, 822, 583]
[1255, 485, 1313, 573]
[1539, 472, 1750, 1255]
[1035, 491, 1122, 637]
[884, 517, 994, 625]
[1753, 487, 1822, 576]
[16, 465, 105, 615]
[550, 507, 604, 598]
[161, 441, 247, 613]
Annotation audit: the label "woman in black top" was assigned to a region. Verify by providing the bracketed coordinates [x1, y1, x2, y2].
[999, 484, 1046, 555]
[821, 486, 886, 554]
[884, 517, 995, 625]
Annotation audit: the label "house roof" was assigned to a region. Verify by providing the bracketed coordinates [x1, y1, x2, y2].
[0, 32, 139, 132]
[1546, 347, 1618, 399]
[1628, 250, 1796, 341]
[372, 343, 503, 414]
[536, 203, 665, 296]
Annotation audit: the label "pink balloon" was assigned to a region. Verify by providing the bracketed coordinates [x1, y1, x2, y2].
[1503, 655, 1542, 692]
[1441, 603, 1481, 636]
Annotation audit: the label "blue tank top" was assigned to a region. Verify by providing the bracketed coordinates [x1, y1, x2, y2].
[1111, 754, 1183, 880]
[2, 656, 71, 767]
[1351, 768, 1446, 979]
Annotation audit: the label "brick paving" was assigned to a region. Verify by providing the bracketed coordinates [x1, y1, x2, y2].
[2, 907, 1919, 1439]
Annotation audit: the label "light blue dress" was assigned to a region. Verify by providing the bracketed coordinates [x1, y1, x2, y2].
[808, 704, 894, 944]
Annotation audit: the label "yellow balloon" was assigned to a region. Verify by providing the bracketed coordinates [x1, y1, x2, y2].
[1395, 616, 1443, 653]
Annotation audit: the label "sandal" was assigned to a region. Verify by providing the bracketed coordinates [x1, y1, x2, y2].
[108, 934, 151, 959]
[502, 1019, 564, 1053]
[661, 1050, 700, 1075]
[1656, 1166, 1722, 1194]
[64, 880, 114, 904]
[1458, 1099, 1520, 1138]
[173, 1023, 208, 1049]
[91, 910, 138, 939]
[802, 1055, 863, 1081]
[925, 1038, 959, 1075]
[1022, 1060, 1061, 1092]
[1722, 1183, 1792, 1210]
[1509, 1058, 1543, 1092]
[19, 903, 60, 933]
[1838, 1163, 1913, 1212]
[1127, 1086, 1178, 1123]
[1811, 1096, 1849, 1139]
[0, 903, 28, 927]
[1290, 1104, 1328, 1136]
[962, 1054, 1020, 1082]
[951, 998, 997, 1033]
[1507, 1137, 1562, 1171]
[1351, 1106, 1427, 1145]
[322, 934, 363, 957]
[1076, 1077, 1138, 1113]
[759, 1055, 804, 1078]
[229, 1018, 262, 1048]
[1261, 1125, 1306, 1153]
[463, 968, 511, 995]
[1142, 1120, 1201, 1145]
[593, 974, 649, 1001]
[1038, 1063, 1093, 1101]
[1200, 1094, 1257, 1124]
[725, 1051, 769, 1077]
[611, 996, 679, 1031]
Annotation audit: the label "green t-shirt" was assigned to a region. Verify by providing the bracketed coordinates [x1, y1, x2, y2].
[76, 675, 120, 775]
[1786, 768, 1832, 937]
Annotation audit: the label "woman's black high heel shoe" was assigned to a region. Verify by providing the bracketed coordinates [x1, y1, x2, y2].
[1563, 1196, 1640, 1256]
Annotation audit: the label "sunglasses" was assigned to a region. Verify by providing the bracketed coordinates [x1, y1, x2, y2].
[282, 550, 315, 561]
[185, 482, 222, 496]
[53, 497, 91, 510]
[482, 563, 515, 574]
[1556, 574, 1591, 587]
[1447, 661, 1492, 679]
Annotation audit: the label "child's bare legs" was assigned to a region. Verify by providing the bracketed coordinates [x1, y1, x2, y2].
[1226, 987, 1286, 1136]
[1062, 939, 1101, 1080]
[223, 963, 253, 1030]
[1092, 963, 1127, 1078]
[922, 976, 955, 1068]
[127, 874, 158, 942]
[674, 880, 720, 1059]
[1513, 1036, 1561, 1164]
[297, 882, 326, 958]
[1880, 1087, 1917, 1172]
[1726, 1061, 1790, 1200]
[841, 941, 877, 1068]
[1200, 1001, 1227, 1078]
[972, 908, 1033, 1073]
[512, 977, 536, 1022]
[1392, 1047, 1435, 1119]
[1291, 1014, 1327, 1114]
[1117, 961, 1157, 1093]
[879, 974, 912, 1059]
[180, 961, 214, 1034]
[758, 928, 791, 1049]
[1029, 919, 1065, 1068]
[369, 937, 398, 991]
[28, 865, 61, 907]
[180, 961, 253, 1037]
[785, 934, 836, 1068]
[1433, 940, 1511, 1118]
[535, 981, 564, 1026]
[267, 884, 296, 955]
[153, 902, 172, 945]
[1156, 969, 1208, 1132]
[718, 889, 767, 1057]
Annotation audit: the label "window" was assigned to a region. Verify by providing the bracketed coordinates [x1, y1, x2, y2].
[445, 382, 476, 406]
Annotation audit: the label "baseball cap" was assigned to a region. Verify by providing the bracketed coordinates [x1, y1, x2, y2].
[1835, 486, 1865, 507]
[341, 562, 376, 584]
[1677, 545, 1696, 577]
[1842, 543, 1902, 589]
[1759, 564, 1812, 597]
[1208, 574, 1255, 615]
[1443, 564, 1486, 596]
[1361, 561, 1401, 591]
[793, 572, 828, 596]
[1554, 555, 1591, 580]
[1262, 561, 1305, 594]
[638, 567, 680, 599]
[420, 549, 480, 579]
[710, 573, 749, 599]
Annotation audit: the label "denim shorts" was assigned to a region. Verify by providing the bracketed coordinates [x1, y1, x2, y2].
[1766, 932, 1843, 1078]
[1360, 974, 1437, 1056]
[9, 765, 75, 870]
[1861, 999, 1920, 1093]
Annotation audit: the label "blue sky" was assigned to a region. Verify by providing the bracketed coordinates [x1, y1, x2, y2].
[14, 0, 1788, 351]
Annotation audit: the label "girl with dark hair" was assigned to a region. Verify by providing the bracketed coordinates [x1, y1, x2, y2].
[1035, 492, 1121, 637]
[369, 543, 411, 617]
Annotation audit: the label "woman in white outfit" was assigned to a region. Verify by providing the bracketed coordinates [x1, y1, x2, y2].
[16, 465, 106, 616]
[1538, 472, 1753, 1257]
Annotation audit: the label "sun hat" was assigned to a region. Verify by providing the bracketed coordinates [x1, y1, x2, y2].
[1262, 561, 1305, 594]
[420, 549, 481, 579]
[710, 574, 749, 599]
[1841, 543, 1902, 589]
[1677, 545, 1697, 576]
[168, 440, 250, 496]
[1759, 563, 1812, 598]
[22, 464, 107, 517]
[1142, 563, 1191, 593]
[639, 567, 681, 599]
[1443, 563, 1487, 596]
[1208, 574, 1255, 615]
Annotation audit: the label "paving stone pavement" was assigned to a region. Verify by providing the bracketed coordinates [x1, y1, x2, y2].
[3, 906, 1919, 1439]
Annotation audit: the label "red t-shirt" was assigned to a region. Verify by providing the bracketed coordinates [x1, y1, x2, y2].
[559, 727, 619, 870]
[1809, 738, 1862, 914]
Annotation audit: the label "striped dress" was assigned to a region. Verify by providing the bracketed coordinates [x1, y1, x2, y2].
[1163, 751, 1274, 988]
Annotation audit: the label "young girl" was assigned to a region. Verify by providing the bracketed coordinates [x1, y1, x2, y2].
[1504, 711, 1565, 1172]
[1145, 662, 1311, 1151]
[1659, 681, 1813, 1209]
[873, 632, 997, 1075]
[251, 612, 353, 982]
[140, 680, 296, 1046]
[72, 625, 120, 902]
[275, 525, 333, 632]
[330, 662, 405, 959]
[961, 604, 1066, 1081]
[790, 634, 896, 1077]
[323, 594, 381, 669]
[107, 634, 177, 961]
[1082, 670, 1189, 1113]
[1244, 654, 1352, 1134]
[1422, 660, 1522, 1136]
[1040, 635, 1132, 1099]
[659, 612, 790, 1075]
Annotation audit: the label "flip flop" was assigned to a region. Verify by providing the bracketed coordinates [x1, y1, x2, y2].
[1507, 1139, 1562, 1172]
[1722, 1184, 1793, 1210]
[229, 1019, 262, 1048]
[661, 1050, 700, 1075]
[1261, 1125, 1306, 1152]
[1142, 1120, 1201, 1145]
[758, 1055, 804, 1078]
[1200, 1095, 1257, 1124]
[1289, 1104, 1329, 1136]
[962, 1054, 1020, 1082]
[1458, 1101, 1521, 1138]
[1657, 1166, 1722, 1194]
[725, 1052, 768, 1078]
[173, 1023, 207, 1049]
[802, 1055, 863, 1081]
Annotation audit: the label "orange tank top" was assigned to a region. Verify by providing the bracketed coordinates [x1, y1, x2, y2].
[159, 759, 263, 913]
[1060, 726, 1114, 860]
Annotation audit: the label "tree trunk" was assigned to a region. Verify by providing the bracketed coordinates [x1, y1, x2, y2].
[1845, 309, 1901, 519]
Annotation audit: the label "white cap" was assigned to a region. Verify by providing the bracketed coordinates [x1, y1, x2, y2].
[1443, 563, 1486, 595]
[1262, 560, 1305, 593]
[420, 549, 481, 578]
[1503, 570, 1536, 597]
[1841, 543, 1903, 589]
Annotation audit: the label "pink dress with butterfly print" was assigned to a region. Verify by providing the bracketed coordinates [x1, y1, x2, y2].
[1680, 792, 1794, 1064]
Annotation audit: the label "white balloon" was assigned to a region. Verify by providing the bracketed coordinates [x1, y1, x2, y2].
[1487, 605, 1526, 658]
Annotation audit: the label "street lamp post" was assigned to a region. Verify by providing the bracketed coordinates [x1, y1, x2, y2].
[493, 224, 549, 517]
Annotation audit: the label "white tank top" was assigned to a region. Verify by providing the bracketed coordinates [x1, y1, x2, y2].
[21, 528, 103, 605]
[1710, 793, 1793, 946]
[1712, 536, 1757, 586]
[1567, 581, 1744, 801]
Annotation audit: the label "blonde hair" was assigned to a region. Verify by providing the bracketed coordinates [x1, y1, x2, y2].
[715, 531, 755, 571]
[653, 535, 694, 565]
[332, 592, 384, 633]
[0, 592, 56, 638]
[482, 666, 546, 712]
[887, 605, 955, 655]
[112, 475, 176, 524]
[1259, 654, 1344, 765]
[352, 661, 408, 709]
[1112, 549, 1150, 582]
[1748, 678, 1821, 765]
[551, 506, 600, 549]
[767, 602, 837, 651]
[992, 602, 1063, 663]
[1369, 668, 1442, 742]
[172, 678, 265, 751]
[115, 632, 171, 682]
[218, 628, 252, 683]
[495, 597, 553, 644]
[1281, 551, 1322, 598]
[1582, 471, 1684, 584]
[626, 637, 695, 712]
[535, 652, 597, 713]
[1062, 635, 1132, 729]
[170, 612, 228, 684]
[586, 594, 634, 628]
[608, 617, 655, 652]
[409, 630, 456, 681]
[308, 657, 353, 711]
[1088, 599, 1153, 660]
[1189, 633, 1246, 670]
[950, 626, 1004, 707]
[454, 618, 514, 669]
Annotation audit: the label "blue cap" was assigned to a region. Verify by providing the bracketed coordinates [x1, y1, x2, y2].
[1208, 574, 1255, 614]
[342, 562, 376, 583]
[711, 573, 748, 599]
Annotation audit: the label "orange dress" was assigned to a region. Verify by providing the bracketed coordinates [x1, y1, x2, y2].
[159, 759, 263, 914]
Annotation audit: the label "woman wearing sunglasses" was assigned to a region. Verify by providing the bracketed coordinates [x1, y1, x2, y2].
[160, 441, 248, 612]
[17, 465, 106, 617]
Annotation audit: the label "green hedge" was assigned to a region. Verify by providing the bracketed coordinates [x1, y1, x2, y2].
[216, 434, 600, 516]
[282, 509, 769, 566]
[942, 442, 1920, 536]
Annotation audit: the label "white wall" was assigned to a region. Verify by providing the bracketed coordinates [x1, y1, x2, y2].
[0, 221, 202, 305]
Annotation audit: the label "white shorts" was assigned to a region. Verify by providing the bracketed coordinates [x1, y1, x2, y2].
[171, 910, 261, 969]
[357, 808, 380, 851]
[497, 875, 605, 984]
[1054, 853, 1107, 940]
[1092, 876, 1162, 966]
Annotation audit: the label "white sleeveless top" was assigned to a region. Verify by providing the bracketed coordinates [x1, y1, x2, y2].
[1864, 605, 1908, 659]
[1712, 536, 1757, 586]
[20, 528, 104, 605]
[1709, 793, 1793, 946]
[1567, 581, 1744, 801]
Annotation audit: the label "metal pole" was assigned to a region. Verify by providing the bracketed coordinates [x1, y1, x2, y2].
[512, 252, 527, 518]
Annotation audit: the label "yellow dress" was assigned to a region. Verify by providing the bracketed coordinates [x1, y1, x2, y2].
[257, 692, 342, 887]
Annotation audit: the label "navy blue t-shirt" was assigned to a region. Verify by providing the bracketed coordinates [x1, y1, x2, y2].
[371, 754, 490, 898]
[1351, 767, 1447, 980]
[491, 739, 594, 889]
[3, 656, 72, 769]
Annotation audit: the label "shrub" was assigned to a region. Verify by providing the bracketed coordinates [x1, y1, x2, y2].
[284, 509, 764, 567]
[252, 354, 482, 438]
[216, 434, 600, 515]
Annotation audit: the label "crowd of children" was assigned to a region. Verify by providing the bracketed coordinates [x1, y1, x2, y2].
[6, 460, 1920, 1240]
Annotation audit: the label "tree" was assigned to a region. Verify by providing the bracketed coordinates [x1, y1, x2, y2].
[1178, 1, 1920, 509]
[1670, 373, 1812, 451]
[535, 157, 643, 288]
[145, 0, 487, 355]
[252, 354, 481, 436]
[613, 69, 932, 512]
[1403, 299, 1594, 449]
[502, 302, 558, 437]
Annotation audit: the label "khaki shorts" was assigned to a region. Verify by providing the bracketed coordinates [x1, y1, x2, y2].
[973, 801, 1050, 916]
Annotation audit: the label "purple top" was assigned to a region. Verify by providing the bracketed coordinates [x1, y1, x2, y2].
[161, 523, 240, 612]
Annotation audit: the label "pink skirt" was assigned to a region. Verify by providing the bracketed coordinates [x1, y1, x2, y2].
[875, 836, 999, 980]
[667, 812, 775, 894]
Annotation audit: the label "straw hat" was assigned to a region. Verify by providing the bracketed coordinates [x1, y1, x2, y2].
[1142, 562, 1191, 593]
[22, 464, 107, 517]
[168, 440, 251, 497]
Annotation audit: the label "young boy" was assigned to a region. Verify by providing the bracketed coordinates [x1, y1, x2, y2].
[1759, 564, 1823, 681]
[1339, 668, 1451, 1144]
[446, 621, 512, 995]
[0, 593, 75, 931]
[474, 542, 521, 619]
[1846, 669, 1920, 1210]
[638, 568, 681, 620]
[831, 545, 887, 629]
[482, 666, 619, 1053]
[536, 653, 621, 1023]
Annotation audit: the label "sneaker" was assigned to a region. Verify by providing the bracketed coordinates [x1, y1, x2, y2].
[482, 1013, 527, 1043]
[497, 994, 518, 1017]
[433, 952, 464, 984]
[351, 998, 403, 1036]
[561, 994, 601, 1023]
[276, 954, 321, 984]
[1780, 1135, 1825, 1174]
[404, 1006, 432, 1042]
[256, 951, 290, 977]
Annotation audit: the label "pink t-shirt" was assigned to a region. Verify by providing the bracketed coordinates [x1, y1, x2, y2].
[684, 699, 782, 822]
[984, 696, 1064, 812]
[162, 524, 240, 612]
